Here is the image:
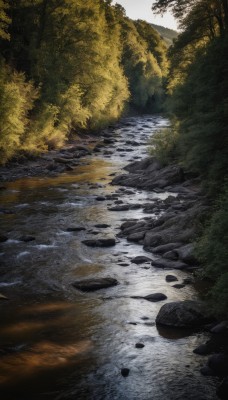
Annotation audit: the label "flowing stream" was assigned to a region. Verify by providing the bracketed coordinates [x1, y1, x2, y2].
[0, 116, 218, 400]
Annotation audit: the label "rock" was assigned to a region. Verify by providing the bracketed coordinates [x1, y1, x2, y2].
[210, 321, 228, 334]
[19, 235, 35, 242]
[208, 354, 228, 376]
[217, 377, 228, 399]
[54, 157, 75, 164]
[131, 256, 152, 264]
[144, 293, 167, 302]
[121, 368, 130, 377]
[163, 244, 197, 265]
[0, 235, 8, 242]
[108, 205, 129, 211]
[67, 227, 86, 232]
[193, 342, 214, 355]
[152, 259, 189, 270]
[72, 277, 118, 292]
[172, 284, 185, 289]
[96, 196, 106, 201]
[127, 231, 146, 242]
[135, 343, 145, 348]
[152, 243, 183, 254]
[166, 275, 178, 282]
[94, 224, 110, 228]
[82, 238, 116, 247]
[74, 145, 91, 154]
[156, 300, 209, 328]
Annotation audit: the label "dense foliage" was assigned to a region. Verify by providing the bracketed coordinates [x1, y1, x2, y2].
[0, 0, 167, 163]
[152, 0, 228, 316]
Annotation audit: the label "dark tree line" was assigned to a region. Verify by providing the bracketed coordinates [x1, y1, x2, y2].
[152, 0, 228, 316]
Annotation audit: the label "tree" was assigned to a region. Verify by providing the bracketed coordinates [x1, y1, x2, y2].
[0, 0, 10, 39]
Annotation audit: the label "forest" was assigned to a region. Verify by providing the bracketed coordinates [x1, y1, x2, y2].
[151, 0, 228, 316]
[0, 0, 168, 164]
[0, 0, 227, 316]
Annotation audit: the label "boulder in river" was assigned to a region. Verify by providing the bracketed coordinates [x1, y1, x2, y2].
[121, 368, 130, 377]
[82, 238, 116, 247]
[135, 343, 145, 348]
[131, 256, 152, 264]
[72, 277, 118, 292]
[152, 259, 189, 270]
[166, 275, 178, 282]
[156, 300, 210, 328]
[144, 293, 167, 302]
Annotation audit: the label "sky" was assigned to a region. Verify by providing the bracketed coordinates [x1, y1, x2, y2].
[113, 0, 178, 31]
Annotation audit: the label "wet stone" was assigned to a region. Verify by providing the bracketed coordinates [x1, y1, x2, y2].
[82, 238, 116, 247]
[131, 256, 152, 264]
[172, 284, 185, 289]
[94, 224, 110, 228]
[121, 368, 130, 377]
[166, 275, 178, 282]
[144, 293, 167, 302]
[67, 227, 86, 232]
[72, 277, 118, 292]
[135, 343, 145, 349]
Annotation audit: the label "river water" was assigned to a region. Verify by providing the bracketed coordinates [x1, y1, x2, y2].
[0, 116, 218, 399]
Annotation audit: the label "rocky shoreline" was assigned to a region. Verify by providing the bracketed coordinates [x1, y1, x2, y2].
[0, 131, 114, 183]
[111, 156, 228, 398]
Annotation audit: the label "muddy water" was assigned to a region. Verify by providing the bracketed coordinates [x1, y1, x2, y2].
[0, 116, 218, 400]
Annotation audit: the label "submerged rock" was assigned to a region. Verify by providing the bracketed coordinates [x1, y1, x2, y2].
[72, 277, 118, 292]
[156, 300, 209, 328]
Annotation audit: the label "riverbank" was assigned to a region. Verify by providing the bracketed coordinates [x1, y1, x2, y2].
[111, 155, 228, 397]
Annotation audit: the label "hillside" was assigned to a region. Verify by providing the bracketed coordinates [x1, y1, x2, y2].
[151, 23, 178, 46]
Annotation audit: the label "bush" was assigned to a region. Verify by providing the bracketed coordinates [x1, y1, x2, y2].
[149, 122, 180, 165]
[0, 60, 38, 163]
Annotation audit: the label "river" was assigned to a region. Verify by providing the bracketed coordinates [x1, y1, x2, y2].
[0, 115, 218, 399]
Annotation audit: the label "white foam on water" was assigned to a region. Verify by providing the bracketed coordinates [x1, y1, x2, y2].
[34, 244, 57, 249]
[0, 280, 22, 287]
[16, 251, 30, 258]
[6, 239, 20, 244]
[15, 203, 29, 208]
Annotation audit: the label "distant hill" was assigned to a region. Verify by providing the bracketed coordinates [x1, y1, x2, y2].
[151, 23, 178, 46]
